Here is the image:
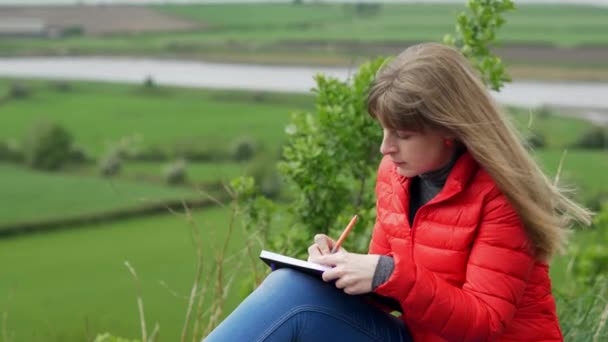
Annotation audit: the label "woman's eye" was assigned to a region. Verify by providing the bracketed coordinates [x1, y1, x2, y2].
[395, 131, 412, 139]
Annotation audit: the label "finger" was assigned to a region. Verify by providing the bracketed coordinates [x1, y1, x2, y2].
[308, 243, 321, 256]
[344, 286, 360, 295]
[322, 267, 342, 283]
[316, 251, 346, 266]
[314, 234, 333, 255]
[335, 246, 348, 254]
[334, 276, 351, 290]
[307, 244, 322, 262]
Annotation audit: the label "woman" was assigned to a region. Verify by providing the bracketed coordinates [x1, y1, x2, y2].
[205, 43, 592, 341]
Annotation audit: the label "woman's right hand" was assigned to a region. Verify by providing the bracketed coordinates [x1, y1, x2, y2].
[307, 234, 347, 263]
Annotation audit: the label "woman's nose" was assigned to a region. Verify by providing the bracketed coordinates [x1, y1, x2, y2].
[380, 137, 396, 155]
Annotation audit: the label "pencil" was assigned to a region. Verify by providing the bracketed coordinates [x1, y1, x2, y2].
[331, 214, 358, 253]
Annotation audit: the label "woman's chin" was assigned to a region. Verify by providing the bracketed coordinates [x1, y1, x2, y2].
[396, 167, 417, 178]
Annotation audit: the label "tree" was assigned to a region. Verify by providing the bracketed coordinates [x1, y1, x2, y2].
[444, 0, 515, 91]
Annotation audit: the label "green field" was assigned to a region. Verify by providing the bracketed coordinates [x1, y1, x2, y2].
[510, 108, 595, 148]
[0, 163, 198, 228]
[0, 79, 312, 158]
[534, 149, 608, 203]
[121, 161, 249, 185]
[0, 207, 255, 342]
[158, 3, 608, 47]
[66, 161, 249, 185]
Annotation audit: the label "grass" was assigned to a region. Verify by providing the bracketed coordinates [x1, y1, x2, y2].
[2, 3, 607, 53]
[67, 161, 251, 185]
[509, 107, 595, 148]
[0, 206, 257, 342]
[0, 79, 313, 158]
[0, 163, 199, 228]
[158, 3, 608, 47]
[122, 161, 250, 184]
[535, 149, 608, 203]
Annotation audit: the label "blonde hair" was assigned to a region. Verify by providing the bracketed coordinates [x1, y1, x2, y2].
[367, 42, 593, 261]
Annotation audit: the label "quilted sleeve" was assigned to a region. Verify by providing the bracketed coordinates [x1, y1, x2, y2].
[373, 186, 536, 341]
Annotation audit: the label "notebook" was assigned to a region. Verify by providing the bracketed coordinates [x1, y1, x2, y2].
[259, 250, 403, 313]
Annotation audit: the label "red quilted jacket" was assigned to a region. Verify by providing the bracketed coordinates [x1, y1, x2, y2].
[368, 152, 563, 342]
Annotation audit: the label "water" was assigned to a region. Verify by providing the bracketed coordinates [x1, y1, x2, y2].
[0, 56, 607, 124]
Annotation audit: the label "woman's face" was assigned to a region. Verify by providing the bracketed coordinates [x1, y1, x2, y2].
[380, 128, 454, 177]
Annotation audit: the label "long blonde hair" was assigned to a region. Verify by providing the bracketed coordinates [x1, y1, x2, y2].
[367, 42, 592, 261]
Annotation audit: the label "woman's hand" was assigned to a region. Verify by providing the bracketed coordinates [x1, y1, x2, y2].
[311, 252, 381, 295]
[307, 234, 347, 262]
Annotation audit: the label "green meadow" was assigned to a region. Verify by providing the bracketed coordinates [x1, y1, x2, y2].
[116, 161, 250, 185]
[0, 78, 607, 341]
[0, 207, 251, 342]
[159, 3, 608, 47]
[0, 79, 312, 158]
[0, 163, 197, 229]
[535, 149, 608, 201]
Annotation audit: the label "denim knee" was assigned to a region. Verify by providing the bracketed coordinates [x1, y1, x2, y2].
[262, 268, 314, 288]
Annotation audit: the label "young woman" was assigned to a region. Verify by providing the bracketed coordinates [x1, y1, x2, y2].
[205, 43, 592, 342]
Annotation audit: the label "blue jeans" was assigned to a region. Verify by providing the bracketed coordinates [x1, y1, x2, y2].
[204, 268, 412, 342]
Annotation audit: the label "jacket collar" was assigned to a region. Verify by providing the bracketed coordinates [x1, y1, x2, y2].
[394, 150, 478, 206]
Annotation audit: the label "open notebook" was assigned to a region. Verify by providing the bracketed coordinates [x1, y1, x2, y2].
[259, 250, 403, 313]
[260, 250, 331, 277]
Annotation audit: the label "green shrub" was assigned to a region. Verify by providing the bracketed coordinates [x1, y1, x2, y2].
[567, 204, 608, 287]
[572, 126, 607, 150]
[535, 105, 553, 119]
[344, 3, 382, 18]
[143, 75, 155, 89]
[50, 80, 72, 92]
[99, 153, 122, 177]
[525, 131, 546, 149]
[23, 121, 73, 170]
[171, 139, 228, 162]
[61, 25, 84, 37]
[232, 137, 257, 162]
[247, 155, 282, 199]
[68, 144, 92, 164]
[277, 58, 385, 254]
[587, 192, 608, 212]
[9, 82, 30, 99]
[0, 139, 23, 162]
[163, 159, 187, 185]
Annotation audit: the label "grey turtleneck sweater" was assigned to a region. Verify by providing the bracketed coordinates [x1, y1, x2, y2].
[371, 150, 463, 290]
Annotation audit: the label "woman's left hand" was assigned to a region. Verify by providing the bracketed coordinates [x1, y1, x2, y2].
[311, 252, 381, 295]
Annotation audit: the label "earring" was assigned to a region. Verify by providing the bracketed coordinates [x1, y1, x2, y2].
[444, 139, 454, 147]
